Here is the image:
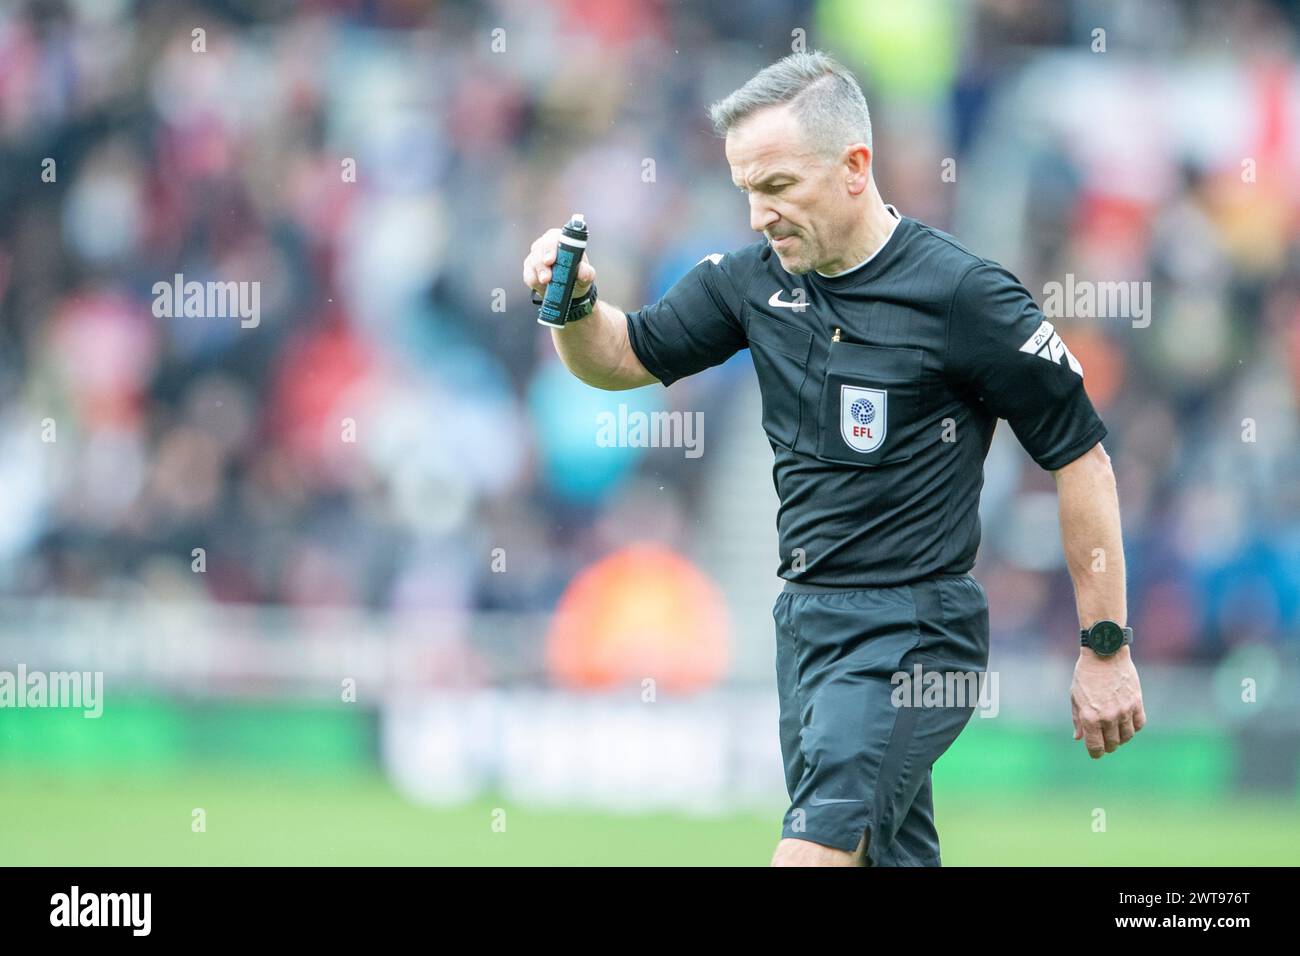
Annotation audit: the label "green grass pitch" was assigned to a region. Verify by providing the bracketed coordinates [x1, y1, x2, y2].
[1, 770, 1296, 865]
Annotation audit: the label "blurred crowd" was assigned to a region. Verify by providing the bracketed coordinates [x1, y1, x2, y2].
[0, 0, 1297, 668]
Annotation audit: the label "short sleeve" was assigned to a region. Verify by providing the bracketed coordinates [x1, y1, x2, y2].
[945, 262, 1107, 470]
[625, 251, 752, 387]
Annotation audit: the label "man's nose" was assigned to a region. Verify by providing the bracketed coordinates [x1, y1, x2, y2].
[749, 195, 778, 234]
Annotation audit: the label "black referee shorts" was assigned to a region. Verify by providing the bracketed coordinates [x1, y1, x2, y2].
[773, 573, 990, 865]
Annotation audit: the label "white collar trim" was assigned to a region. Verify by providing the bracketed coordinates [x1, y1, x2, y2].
[815, 204, 902, 278]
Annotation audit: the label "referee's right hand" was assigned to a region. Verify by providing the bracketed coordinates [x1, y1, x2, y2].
[522, 228, 596, 301]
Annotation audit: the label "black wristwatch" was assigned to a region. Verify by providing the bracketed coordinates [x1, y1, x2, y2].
[1080, 620, 1132, 657]
[565, 283, 598, 321]
[530, 284, 598, 322]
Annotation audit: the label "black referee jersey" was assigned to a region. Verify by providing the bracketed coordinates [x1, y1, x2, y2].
[625, 207, 1107, 587]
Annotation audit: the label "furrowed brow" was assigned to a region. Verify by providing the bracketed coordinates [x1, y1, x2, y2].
[734, 170, 796, 190]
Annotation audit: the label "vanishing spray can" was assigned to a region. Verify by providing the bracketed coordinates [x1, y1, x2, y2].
[536, 214, 588, 328]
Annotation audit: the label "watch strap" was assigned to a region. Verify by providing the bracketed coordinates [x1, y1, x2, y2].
[529, 284, 597, 321]
[566, 283, 597, 320]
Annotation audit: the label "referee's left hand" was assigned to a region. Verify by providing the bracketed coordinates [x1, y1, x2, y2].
[1070, 647, 1146, 759]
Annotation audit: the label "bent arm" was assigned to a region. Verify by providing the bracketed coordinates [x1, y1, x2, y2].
[1053, 440, 1127, 637]
[550, 300, 658, 391]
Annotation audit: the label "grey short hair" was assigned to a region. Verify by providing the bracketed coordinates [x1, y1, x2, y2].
[707, 51, 872, 159]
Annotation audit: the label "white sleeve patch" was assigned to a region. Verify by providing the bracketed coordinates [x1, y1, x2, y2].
[696, 253, 724, 266]
[1018, 319, 1084, 376]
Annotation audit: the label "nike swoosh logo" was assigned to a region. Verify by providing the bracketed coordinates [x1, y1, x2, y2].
[768, 290, 808, 310]
[808, 793, 864, 806]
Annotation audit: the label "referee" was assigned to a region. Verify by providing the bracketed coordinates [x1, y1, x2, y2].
[522, 51, 1146, 867]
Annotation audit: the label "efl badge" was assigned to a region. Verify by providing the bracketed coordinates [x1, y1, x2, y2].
[841, 385, 887, 453]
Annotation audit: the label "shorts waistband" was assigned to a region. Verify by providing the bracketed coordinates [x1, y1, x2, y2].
[781, 573, 972, 594]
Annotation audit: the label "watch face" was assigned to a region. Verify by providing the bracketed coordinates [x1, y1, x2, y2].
[1089, 621, 1125, 655]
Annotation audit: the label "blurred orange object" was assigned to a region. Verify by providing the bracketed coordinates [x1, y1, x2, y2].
[546, 545, 730, 693]
[1064, 326, 1124, 411]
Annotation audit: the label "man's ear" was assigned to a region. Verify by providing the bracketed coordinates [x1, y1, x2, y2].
[844, 143, 871, 196]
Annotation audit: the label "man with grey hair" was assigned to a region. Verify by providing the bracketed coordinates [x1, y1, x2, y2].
[521, 51, 1144, 867]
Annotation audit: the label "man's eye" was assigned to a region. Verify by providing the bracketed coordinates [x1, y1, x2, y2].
[770, 183, 791, 193]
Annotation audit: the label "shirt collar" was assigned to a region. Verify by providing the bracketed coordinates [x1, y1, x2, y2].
[814, 204, 903, 279]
